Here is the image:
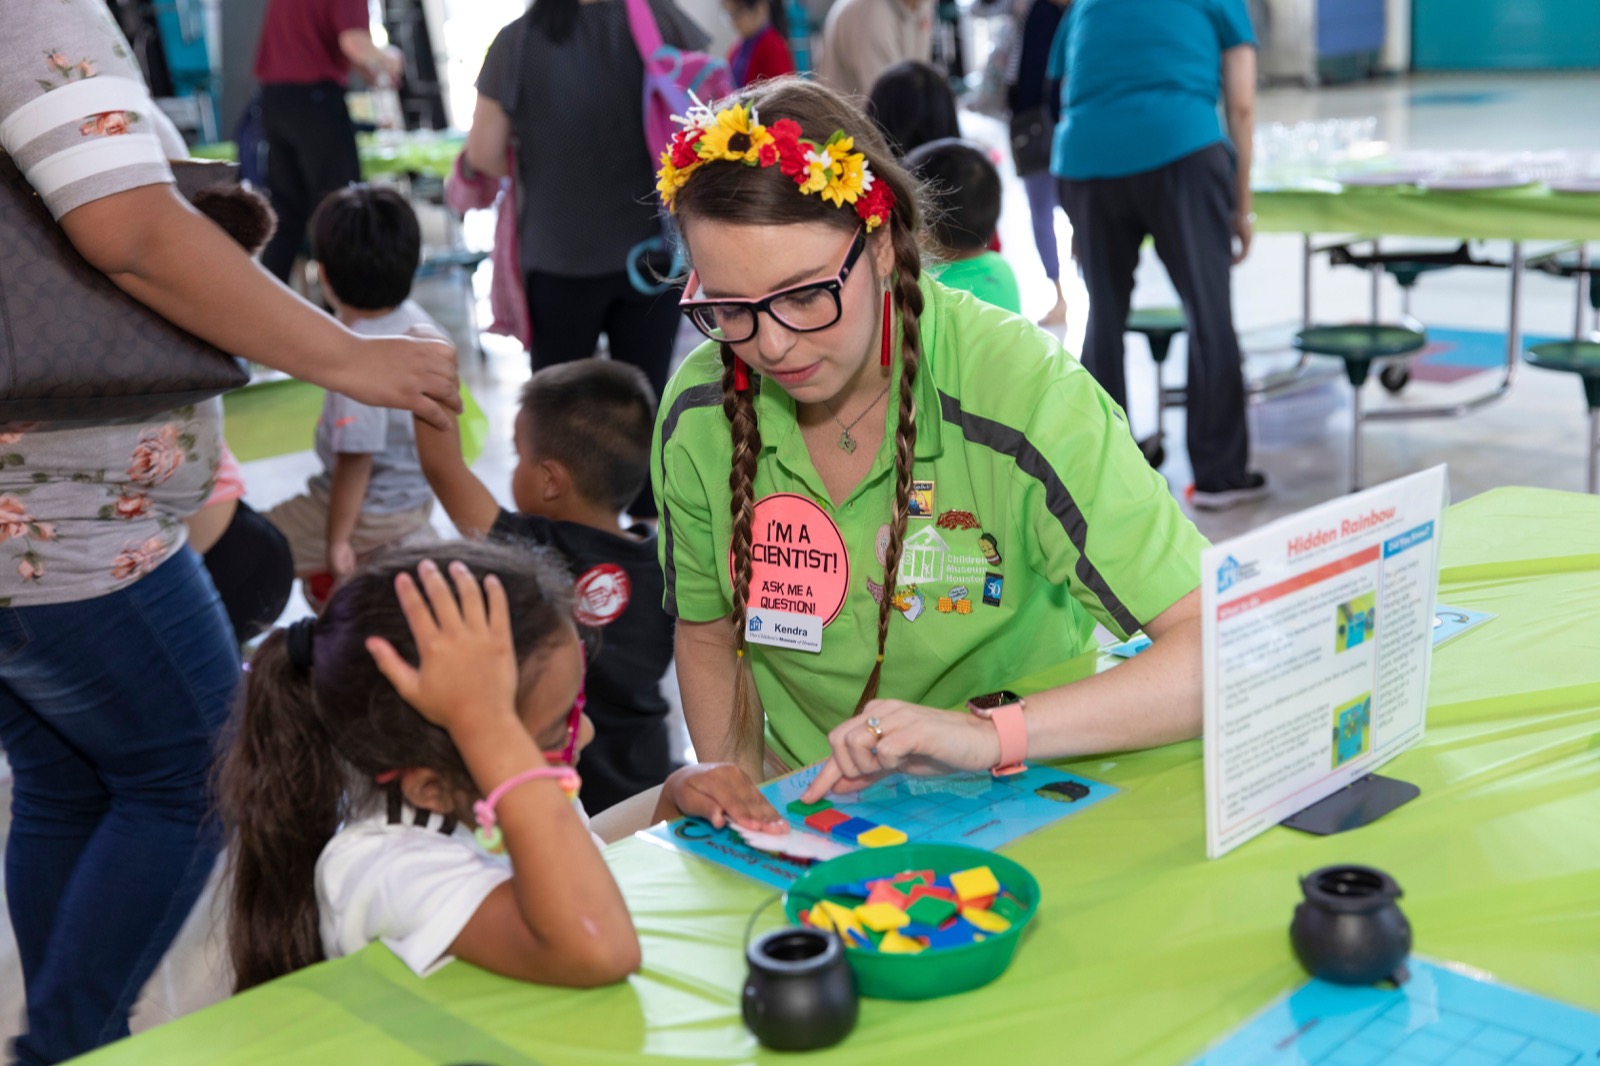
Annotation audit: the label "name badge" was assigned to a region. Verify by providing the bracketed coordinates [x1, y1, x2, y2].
[732, 493, 850, 655]
[743, 608, 823, 654]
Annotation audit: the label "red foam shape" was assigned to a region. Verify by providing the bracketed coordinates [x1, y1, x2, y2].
[909, 885, 958, 904]
[804, 808, 851, 833]
[966, 894, 996, 910]
[867, 882, 909, 909]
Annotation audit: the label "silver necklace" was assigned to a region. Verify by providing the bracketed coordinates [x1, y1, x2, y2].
[822, 380, 893, 454]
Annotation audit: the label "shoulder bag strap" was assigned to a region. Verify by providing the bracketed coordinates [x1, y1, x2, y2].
[623, 0, 666, 61]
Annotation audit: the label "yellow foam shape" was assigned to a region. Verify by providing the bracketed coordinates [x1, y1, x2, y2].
[817, 900, 863, 938]
[857, 825, 909, 848]
[855, 902, 912, 932]
[878, 931, 925, 954]
[806, 907, 836, 932]
[962, 906, 1012, 933]
[950, 865, 1001, 902]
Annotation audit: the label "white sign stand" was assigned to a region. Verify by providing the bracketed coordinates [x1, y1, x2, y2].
[1201, 466, 1449, 859]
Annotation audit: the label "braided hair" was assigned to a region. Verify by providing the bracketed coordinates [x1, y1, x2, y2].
[671, 77, 927, 754]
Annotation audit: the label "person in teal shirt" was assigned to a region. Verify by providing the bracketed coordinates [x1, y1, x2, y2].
[906, 138, 1022, 315]
[1047, 0, 1266, 511]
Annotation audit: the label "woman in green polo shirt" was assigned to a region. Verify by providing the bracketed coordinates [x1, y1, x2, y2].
[653, 78, 1209, 790]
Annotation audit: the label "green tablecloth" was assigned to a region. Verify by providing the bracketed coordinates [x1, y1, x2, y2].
[79, 486, 1600, 1065]
[1255, 182, 1600, 241]
[191, 132, 464, 181]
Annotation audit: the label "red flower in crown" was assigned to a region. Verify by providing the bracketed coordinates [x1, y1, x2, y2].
[855, 181, 896, 232]
[768, 118, 808, 181]
[669, 129, 704, 169]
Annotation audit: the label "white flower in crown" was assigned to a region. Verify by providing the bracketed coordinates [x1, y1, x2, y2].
[670, 91, 722, 135]
[798, 145, 835, 195]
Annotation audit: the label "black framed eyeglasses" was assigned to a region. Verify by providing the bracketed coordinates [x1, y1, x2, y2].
[679, 228, 867, 344]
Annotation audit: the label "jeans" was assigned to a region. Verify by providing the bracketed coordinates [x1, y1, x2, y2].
[1021, 169, 1061, 281]
[0, 549, 239, 1064]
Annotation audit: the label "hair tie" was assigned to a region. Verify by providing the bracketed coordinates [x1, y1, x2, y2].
[285, 617, 316, 673]
[876, 654, 885, 664]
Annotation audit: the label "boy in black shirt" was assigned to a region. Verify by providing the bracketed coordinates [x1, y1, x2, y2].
[415, 359, 679, 813]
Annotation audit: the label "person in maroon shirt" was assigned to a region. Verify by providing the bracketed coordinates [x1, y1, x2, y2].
[253, 0, 403, 282]
[723, 0, 796, 87]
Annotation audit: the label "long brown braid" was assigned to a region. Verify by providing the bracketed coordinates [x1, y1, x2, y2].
[672, 77, 927, 752]
[721, 342, 764, 753]
[855, 201, 925, 712]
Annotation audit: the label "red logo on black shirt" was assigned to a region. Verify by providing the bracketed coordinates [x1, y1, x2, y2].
[574, 563, 631, 627]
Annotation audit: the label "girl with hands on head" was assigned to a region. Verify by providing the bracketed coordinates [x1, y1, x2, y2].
[219, 541, 776, 992]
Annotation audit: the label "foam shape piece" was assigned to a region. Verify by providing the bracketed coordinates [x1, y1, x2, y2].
[891, 869, 935, 887]
[905, 895, 958, 927]
[950, 866, 1002, 902]
[804, 808, 851, 833]
[866, 882, 909, 909]
[857, 825, 909, 848]
[991, 895, 1026, 924]
[962, 906, 1012, 933]
[908, 884, 959, 905]
[923, 917, 984, 949]
[787, 797, 834, 817]
[817, 900, 863, 938]
[855, 902, 912, 932]
[805, 907, 833, 932]
[826, 882, 870, 899]
[932, 875, 956, 893]
[829, 816, 878, 840]
[878, 931, 926, 954]
[965, 894, 996, 910]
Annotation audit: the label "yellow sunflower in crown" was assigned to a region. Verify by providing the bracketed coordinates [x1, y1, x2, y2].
[695, 103, 775, 165]
[815, 136, 869, 207]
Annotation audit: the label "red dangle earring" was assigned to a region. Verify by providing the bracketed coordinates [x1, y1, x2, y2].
[881, 288, 893, 367]
[734, 357, 750, 392]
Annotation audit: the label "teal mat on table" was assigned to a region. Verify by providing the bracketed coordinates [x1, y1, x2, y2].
[1412, 327, 1563, 384]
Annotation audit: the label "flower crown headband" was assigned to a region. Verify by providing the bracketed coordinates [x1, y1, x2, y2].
[655, 100, 897, 232]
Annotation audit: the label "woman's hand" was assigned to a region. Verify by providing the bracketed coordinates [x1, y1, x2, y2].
[664, 763, 787, 832]
[366, 559, 519, 734]
[328, 332, 461, 431]
[800, 700, 1002, 802]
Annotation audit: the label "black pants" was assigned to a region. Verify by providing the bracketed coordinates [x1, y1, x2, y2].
[202, 501, 295, 645]
[524, 269, 683, 517]
[258, 82, 362, 283]
[1059, 143, 1250, 489]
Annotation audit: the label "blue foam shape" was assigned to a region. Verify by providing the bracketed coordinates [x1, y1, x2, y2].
[923, 917, 983, 949]
[829, 816, 878, 840]
[825, 881, 869, 898]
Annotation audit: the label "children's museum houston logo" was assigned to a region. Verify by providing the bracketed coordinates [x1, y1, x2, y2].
[1217, 554, 1260, 594]
[748, 615, 764, 633]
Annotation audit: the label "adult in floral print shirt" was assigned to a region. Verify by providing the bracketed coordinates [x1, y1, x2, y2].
[0, 2, 458, 1061]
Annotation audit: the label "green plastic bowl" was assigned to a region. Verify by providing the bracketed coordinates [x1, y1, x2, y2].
[782, 843, 1040, 1000]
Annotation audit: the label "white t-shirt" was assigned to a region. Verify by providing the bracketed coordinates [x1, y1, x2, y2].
[316, 797, 605, 977]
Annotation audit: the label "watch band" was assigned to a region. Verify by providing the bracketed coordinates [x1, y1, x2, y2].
[981, 700, 1027, 776]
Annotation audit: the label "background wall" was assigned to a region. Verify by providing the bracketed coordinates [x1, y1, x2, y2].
[1414, 0, 1600, 70]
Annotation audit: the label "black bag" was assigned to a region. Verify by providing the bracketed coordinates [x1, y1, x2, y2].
[0, 155, 248, 421]
[1008, 105, 1053, 178]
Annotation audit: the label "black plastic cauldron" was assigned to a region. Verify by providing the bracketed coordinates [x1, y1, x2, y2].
[742, 927, 858, 1051]
[1290, 865, 1412, 985]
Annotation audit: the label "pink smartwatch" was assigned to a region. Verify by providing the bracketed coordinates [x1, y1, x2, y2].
[966, 690, 1027, 776]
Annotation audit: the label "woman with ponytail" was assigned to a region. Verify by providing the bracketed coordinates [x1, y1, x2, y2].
[652, 77, 1211, 796]
[218, 541, 777, 990]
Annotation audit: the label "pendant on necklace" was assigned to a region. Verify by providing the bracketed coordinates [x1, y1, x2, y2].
[837, 431, 857, 454]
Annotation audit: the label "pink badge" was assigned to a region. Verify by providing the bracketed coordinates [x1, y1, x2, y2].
[732, 493, 851, 625]
[574, 563, 631, 627]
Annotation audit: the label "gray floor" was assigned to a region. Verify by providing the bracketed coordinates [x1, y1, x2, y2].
[5, 70, 1600, 1045]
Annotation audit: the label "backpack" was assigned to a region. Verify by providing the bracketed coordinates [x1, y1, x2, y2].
[622, 0, 735, 167]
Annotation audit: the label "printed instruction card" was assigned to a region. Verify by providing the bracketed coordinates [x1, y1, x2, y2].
[1201, 466, 1448, 858]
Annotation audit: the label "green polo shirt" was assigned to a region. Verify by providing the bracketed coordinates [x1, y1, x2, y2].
[653, 277, 1207, 769]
